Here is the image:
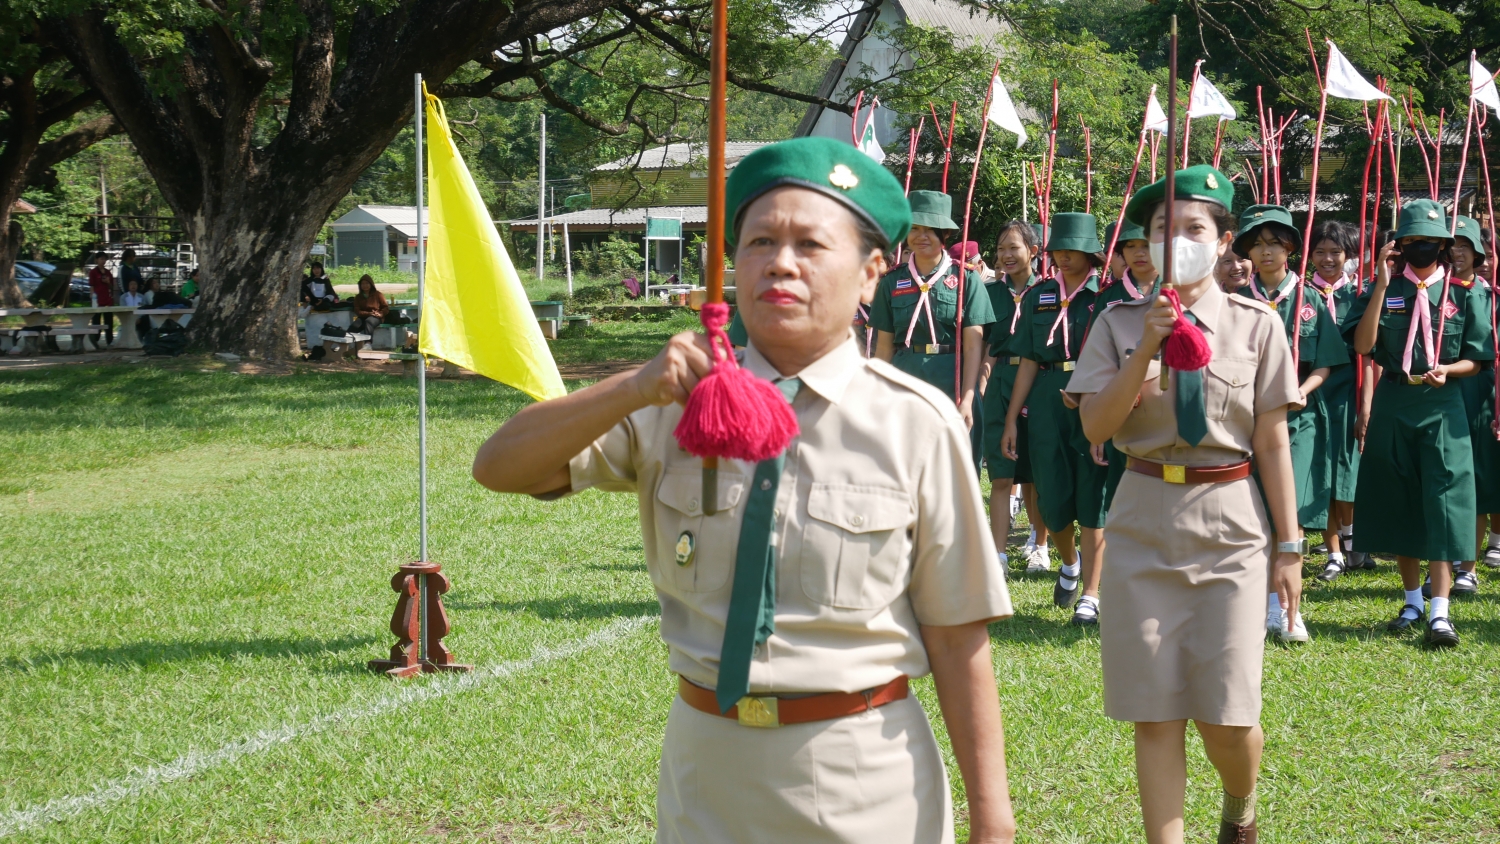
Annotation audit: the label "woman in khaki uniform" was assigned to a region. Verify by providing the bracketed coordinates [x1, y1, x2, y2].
[1068, 165, 1303, 844]
[472, 137, 1016, 844]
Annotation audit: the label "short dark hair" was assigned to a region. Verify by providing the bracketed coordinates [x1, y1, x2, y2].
[994, 219, 1039, 252]
[122, 249, 136, 260]
[310, 261, 324, 271]
[1233, 223, 1298, 259]
[1311, 219, 1358, 256]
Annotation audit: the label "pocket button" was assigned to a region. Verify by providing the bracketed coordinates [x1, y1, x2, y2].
[760, 479, 772, 491]
[850, 514, 865, 527]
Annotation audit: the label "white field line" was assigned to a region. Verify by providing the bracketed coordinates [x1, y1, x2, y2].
[0, 616, 655, 839]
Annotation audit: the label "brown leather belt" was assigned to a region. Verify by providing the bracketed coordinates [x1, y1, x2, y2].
[1127, 457, 1252, 485]
[677, 675, 909, 728]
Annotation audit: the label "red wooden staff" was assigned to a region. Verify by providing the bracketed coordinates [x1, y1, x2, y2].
[1040, 80, 1060, 276]
[1081, 116, 1094, 213]
[1257, 87, 1271, 200]
[929, 101, 958, 192]
[1452, 97, 1477, 236]
[1159, 16, 1179, 389]
[1476, 106, 1500, 438]
[1291, 38, 1336, 372]
[1181, 60, 1203, 168]
[850, 90, 865, 144]
[952, 57, 1004, 402]
[1101, 92, 1156, 263]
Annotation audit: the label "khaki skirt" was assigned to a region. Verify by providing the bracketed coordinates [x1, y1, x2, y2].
[657, 694, 953, 844]
[1101, 470, 1272, 727]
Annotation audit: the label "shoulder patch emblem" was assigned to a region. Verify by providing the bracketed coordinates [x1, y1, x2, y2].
[1442, 301, 1460, 319]
[1299, 305, 1315, 322]
[829, 164, 859, 190]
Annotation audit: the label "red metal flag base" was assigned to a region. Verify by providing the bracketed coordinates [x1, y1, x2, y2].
[368, 562, 472, 678]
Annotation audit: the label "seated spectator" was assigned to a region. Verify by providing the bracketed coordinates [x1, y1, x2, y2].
[181, 267, 201, 298]
[152, 285, 192, 308]
[87, 252, 115, 349]
[351, 274, 388, 335]
[120, 278, 145, 308]
[301, 262, 338, 309]
[143, 277, 158, 307]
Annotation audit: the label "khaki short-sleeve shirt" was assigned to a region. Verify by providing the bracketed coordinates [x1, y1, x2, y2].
[1064, 283, 1301, 465]
[568, 336, 1012, 694]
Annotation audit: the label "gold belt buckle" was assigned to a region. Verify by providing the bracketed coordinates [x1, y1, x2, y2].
[1163, 464, 1187, 484]
[736, 695, 781, 728]
[1407, 375, 1424, 386]
[1008, 356, 1021, 365]
[924, 344, 941, 354]
[1060, 361, 1076, 372]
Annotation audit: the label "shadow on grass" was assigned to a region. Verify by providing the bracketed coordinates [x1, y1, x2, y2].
[587, 562, 647, 572]
[990, 611, 1099, 647]
[447, 595, 660, 620]
[1, 632, 377, 672]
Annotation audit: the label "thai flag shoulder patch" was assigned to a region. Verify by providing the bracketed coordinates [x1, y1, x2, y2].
[1385, 296, 1406, 311]
[1038, 293, 1058, 305]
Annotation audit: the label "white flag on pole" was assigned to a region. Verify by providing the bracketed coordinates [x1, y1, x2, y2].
[1323, 40, 1392, 101]
[985, 72, 1028, 147]
[1144, 87, 1168, 134]
[1188, 75, 1237, 120]
[1471, 52, 1500, 115]
[857, 99, 886, 163]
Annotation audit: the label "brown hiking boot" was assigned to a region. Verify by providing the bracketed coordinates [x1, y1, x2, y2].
[1216, 819, 1256, 844]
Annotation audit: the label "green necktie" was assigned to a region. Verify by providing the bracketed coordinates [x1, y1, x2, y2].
[1174, 313, 1208, 446]
[716, 377, 801, 714]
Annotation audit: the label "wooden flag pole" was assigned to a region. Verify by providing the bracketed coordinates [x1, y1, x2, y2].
[700, 0, 728, 516]
[1081, 116, 1094, 213]
[1159, 15, 1178, 390]
[1257, 87, 1271, 200]
[1040, 80, 1059, 277]
[1474, 106, 1500, 438]
[1452, 98, 1477, 236]
[1181, 60, 1202, 169]
[953, 57, 1003, 402]
[1102, 101, 1155, 262]
[1292, 40, 1332, 374]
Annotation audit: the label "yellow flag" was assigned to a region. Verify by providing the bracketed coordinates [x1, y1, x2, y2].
[419, 87, 566, 401]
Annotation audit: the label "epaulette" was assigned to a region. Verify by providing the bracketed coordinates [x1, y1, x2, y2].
[1452, 277, 1477, 289]
[1108, 295, 1151, 308]
[1228, 292, 1276, 314]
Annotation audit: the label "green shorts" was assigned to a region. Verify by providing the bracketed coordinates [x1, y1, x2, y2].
[1322, 363, 1361, 503]
[982, 359, 1032, 484]
[1460, 370, 1500, 514]
[1355, 378, 1476, 560]
[1290, 395, 1332, 530]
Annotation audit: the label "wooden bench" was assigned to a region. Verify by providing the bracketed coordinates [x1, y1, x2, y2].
[388, 351, 423, 376]
[321, 332, 371, 360]
[0, 325, 104, 355]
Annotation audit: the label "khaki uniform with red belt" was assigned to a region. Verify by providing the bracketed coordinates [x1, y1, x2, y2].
[1067, 280, 1300, 725]
[566, 336, 1012, 842]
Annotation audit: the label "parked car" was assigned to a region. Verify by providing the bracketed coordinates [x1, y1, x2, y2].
[13, 263, 44, 298]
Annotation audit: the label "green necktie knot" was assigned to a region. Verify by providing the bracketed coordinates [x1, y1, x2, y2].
[1174, 313, 1208, 447]
[776, 377, 802, 403]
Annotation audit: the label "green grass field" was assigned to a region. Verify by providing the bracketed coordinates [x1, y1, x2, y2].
[2, 361, 1498, 842]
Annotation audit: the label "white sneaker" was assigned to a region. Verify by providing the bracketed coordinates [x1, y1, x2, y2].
[1266, 608, 1285, 636]
[1026, 545, 1051, 573]
[1484, 546, 1500, 569]
[1009, 495, 1022, 517]
[1279, 612, 1310, 643]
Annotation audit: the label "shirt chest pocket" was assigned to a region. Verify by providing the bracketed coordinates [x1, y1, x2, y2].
[799, 484, 913, 610]
[654, 468, 746, 593]
[1203, 358, 1256, 422]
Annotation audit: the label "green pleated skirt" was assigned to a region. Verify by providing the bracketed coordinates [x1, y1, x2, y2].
[1354, 379, 1476, 560]
[1290, 393, 1332, 531]
[1026, 366, 1108, 531]
[1460, 371, 1500, 514]
[1321, 362, 1361, 503]
[982, 360, 1032, 483]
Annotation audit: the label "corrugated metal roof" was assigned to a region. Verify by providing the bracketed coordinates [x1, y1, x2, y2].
[594, 142, 772, 172]
[898, 0, 1008, 45]
[508, 205, 708, 231]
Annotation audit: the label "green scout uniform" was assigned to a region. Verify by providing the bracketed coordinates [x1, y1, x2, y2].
[982, 271, 1042, 483]
[1092, 270, 1159, 510]
[1233, 207, 1349, 530]
[1006, 212, 1109, 531]
[1452, 218, 1500, 513]
[1307, 272, 1363, 502]
[871, 261, 995, 392]
[1349, 201, 1495, 560]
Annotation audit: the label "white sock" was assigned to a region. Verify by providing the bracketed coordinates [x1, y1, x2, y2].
[997, 551, 1008, 565]
[1489, 531, 1500, 549]
[1404, 589, 1424, 611]
[1431, 596, 1450, 620]
[1329, 551, 1345, 563]
[1340, 525, 1353, 538]
[1061, 560, 1081, 577]
[1268, 592, 1282, 614]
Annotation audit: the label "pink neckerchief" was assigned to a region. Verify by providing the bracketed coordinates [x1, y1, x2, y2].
[1400, 264, 1450, 376]
[1309, 272, 1349, 316]
[1251, 271, 1299, 307]
[855, 303, 873, 357]
[903, 252, 953, 349]
[1006, 271, 1042, 332]
[1045, 270, 1095, 359]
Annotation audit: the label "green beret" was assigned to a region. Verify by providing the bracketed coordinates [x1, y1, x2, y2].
[1454, 215, 1485, 256]
[1394, 199, 1452, 243]
[908, 190, 960, 231]
[1105, 218, 1147, 252]
[725, 136, 910, 248]
[1232, 204, 1300, 258]
[1125, 164, 1235, 227]
[1046, 212, 1103, 254]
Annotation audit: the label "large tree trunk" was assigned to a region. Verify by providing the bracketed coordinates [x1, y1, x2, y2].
[0, 219, 23, 308]
[52, 1, 617, 358]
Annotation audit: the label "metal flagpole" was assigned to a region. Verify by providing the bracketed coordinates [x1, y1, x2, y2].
[537, 114, 546, 280]
[414, 72, 429, 660]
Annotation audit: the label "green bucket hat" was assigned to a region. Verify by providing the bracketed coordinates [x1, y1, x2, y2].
[907, 190, 960, 231]
[725, 136, 910, 247]
[1453, 215, 1486, 256]
[1394, 199, 1453, 243]
[1232, 204, 1300, 258]
[1045, 212, 1103, 254]
[1105, 219, 1147, 252]
[1124, 164, 1236, 227]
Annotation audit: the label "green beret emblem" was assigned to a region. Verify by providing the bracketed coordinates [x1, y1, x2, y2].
[1205, 173, 1219, 190]
[1428, 210, 1440, 219]
[829, 164, 859, 190]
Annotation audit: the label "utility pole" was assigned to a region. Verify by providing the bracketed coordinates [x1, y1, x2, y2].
[536, 114, 546, 280]
[99, 159, 110, 244]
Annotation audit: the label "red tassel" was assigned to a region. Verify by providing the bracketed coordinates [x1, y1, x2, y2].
[673, 303, 800, 462]
[1160, 288, 1212, 370]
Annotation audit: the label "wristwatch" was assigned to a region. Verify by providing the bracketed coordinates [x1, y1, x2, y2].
[1277, 539, 1308, 555]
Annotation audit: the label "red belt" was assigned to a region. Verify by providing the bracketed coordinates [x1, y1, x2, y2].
[677, 675, 909, 728]
[1127, 458, 1252, 484]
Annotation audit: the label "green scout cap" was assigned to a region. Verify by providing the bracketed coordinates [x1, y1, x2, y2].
[1124, 164, 1235, 227]
[1046, 212, 1103, 254]
[1394, 199, 1453, 243]
[908, 190, 961, 231]
[725, 136, 910, 248]
[1105, 218, 1147, 252]
[1454, 215, 1486, 256]
[1232, 204, 1299, 258]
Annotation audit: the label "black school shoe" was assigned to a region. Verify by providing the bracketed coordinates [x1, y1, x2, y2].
[1387, 604, 1426, 631]
[1346, 550, 1378, 570]
[1317, 557, 1345, 582]
[1070, 596, 1099, 626]
[1424, 617, 1459, 648]
[1053, 575, 1079, 609]
[1216, 819, 1257, 844]
[1453, 569, 1479, 595]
